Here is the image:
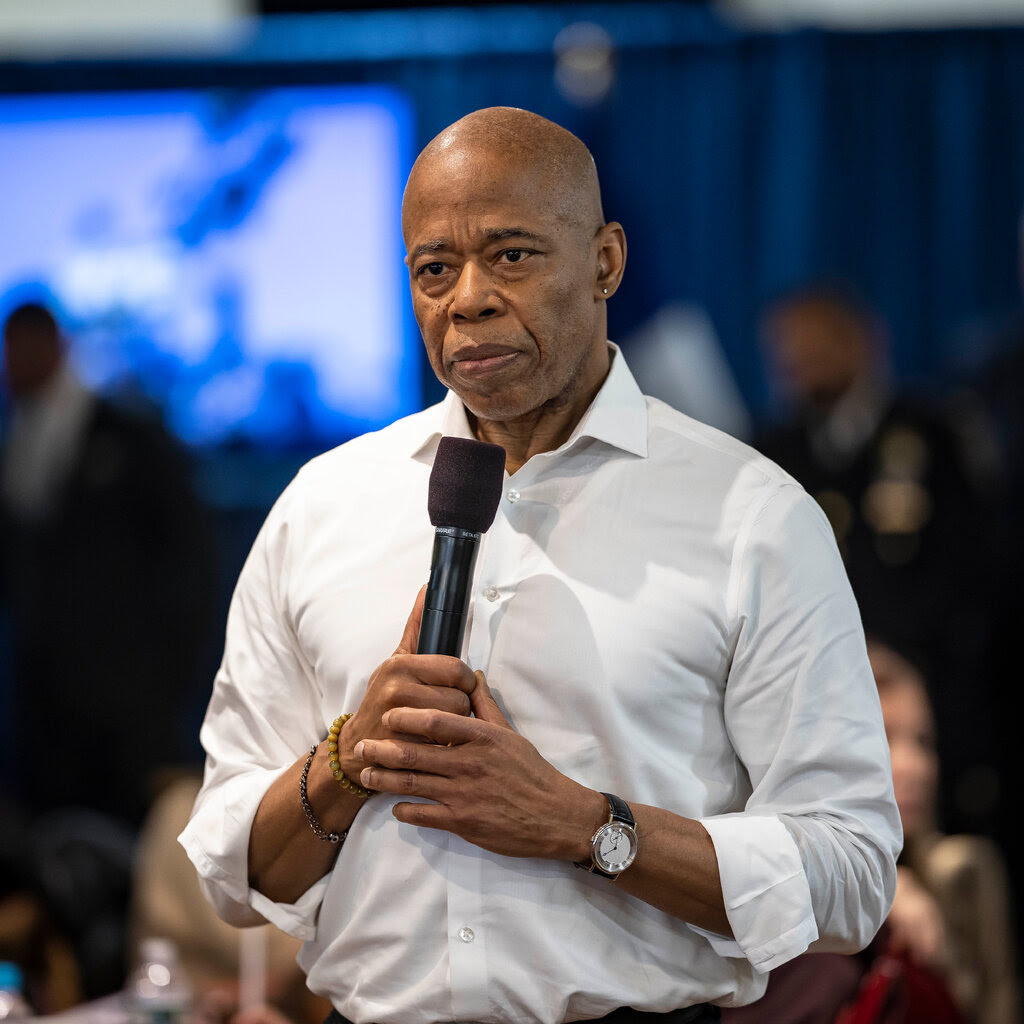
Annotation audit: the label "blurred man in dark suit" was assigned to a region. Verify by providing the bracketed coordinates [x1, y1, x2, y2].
[756, 283, 1003, 842]
[0, 302, 218, 827]
[0, 301, 219, 999]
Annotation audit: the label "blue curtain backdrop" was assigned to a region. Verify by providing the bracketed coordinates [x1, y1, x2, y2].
[371, 11, 1024, 417]
[4, 3, 1023, 424]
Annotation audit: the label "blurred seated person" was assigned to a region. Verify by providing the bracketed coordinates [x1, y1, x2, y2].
[0, 796, 83, 1014]
[131, 772, 331, 1024]
[755, 282, 1002, 839]
[0, 301, 218, 831]
[722, 640, 1019, 1024]
[869, 640, 1019, 1024]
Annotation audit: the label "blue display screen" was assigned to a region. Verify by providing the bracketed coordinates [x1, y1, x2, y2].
[0, 85, 417, 449]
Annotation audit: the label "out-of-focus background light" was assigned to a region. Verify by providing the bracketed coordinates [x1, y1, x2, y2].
[554, 21, 615, 107]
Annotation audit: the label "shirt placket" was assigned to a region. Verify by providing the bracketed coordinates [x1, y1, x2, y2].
[448, 475, 523, 1020]
[445, 845, 488, 1021]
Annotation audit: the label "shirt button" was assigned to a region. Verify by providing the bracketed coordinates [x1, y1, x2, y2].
[482, 586, 499, 602]
[458, 926, 475, 943]
[506, 488, 521, 503]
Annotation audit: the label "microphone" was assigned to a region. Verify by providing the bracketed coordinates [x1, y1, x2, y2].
[417, 436, 506, 657]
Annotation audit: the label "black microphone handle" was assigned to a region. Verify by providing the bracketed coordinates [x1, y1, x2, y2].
[417, 526, 482, 656]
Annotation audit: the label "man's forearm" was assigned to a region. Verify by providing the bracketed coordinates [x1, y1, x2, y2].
[612, 805, 732, 937]
[248, 744, 366, 905]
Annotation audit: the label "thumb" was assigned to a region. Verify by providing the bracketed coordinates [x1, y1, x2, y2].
[395, 585, 426, 655]
[470, 669, 511, 727]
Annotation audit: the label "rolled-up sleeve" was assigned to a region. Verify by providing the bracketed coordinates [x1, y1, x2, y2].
[178, 476, 329, 940]
[701, 481, 902, 971]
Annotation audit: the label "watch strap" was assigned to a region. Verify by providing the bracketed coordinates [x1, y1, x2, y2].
[602, 791, 634, 828]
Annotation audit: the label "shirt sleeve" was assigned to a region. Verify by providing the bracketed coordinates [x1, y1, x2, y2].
[177, 475, 330, 941]
[700, 479, 902, 972]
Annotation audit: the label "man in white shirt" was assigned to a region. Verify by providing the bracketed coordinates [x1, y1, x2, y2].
[181, 107, 901, 1024]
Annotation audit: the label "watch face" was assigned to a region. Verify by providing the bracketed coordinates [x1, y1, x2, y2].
[593, 823, 638, 874]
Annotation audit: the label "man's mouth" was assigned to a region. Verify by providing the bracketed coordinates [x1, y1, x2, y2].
[450, 344, 522, 379]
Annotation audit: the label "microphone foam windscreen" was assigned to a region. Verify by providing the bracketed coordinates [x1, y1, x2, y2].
[427, 436, 506, 533]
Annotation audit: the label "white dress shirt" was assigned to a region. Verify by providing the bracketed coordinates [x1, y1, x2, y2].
[180, 347, 900, 1023]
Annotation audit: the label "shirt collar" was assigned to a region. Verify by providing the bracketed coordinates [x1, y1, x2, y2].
[409, 343, 649, 466]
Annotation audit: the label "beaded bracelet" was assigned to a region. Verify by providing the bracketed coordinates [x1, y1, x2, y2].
[327, 714, 373, 799]
[299, 744, 345, 844]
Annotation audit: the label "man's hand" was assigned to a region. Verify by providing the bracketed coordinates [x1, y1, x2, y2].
[247, 586, 479, 903]
[337, 586, 479, 781]
[351, 671, 732, 936]
[352, 671, 605, 863]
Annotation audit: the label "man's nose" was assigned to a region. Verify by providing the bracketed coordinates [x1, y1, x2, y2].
[449, 262, 504, 322]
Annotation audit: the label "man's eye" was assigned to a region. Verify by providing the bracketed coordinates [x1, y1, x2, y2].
[501, 249, 526, 263]
[419, 262, 446, 277]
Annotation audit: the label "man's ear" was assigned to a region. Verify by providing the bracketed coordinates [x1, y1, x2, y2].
[594, 221, 627, 299]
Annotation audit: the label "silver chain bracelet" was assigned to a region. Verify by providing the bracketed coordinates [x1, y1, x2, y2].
[300, 743, 346, 844]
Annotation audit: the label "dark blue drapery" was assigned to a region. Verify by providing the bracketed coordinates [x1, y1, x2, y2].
[373, 8, 1024, 416]
[4, 4, 1023, 419]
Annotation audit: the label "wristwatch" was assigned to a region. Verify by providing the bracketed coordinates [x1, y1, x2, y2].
[576, 792, 639, 879]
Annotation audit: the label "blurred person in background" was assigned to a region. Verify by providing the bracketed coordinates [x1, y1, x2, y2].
[723, 638, 1019, 1024]
[0, 301, 218, 999]
[867, 639, 1019, 1024]
[755, 283, 1004, 845]
[0, 795, 83, 1015]
[967, 208, 1024, 937]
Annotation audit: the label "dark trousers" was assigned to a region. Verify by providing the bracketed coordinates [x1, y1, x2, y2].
[325, 1004, 721, 1024]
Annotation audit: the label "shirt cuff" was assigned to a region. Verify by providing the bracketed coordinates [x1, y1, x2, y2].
[698, 813, 819, 972]
[178, 827, 328, 942]
[249, 876, 330, 941]
[177, 765, 329, 941]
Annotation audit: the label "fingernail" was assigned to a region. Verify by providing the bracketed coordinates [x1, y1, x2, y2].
[354, 741, 365, 759]
[360, 767, 373, 786]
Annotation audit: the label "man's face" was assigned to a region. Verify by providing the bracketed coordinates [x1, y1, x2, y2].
[2, 324, 61, 399]
[879, 678, 938, 840]
[402, 145, 607, 425]
[763, 301, 867, 408]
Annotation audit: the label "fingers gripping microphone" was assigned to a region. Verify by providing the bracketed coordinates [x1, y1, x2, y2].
[417, 436, 506, 656]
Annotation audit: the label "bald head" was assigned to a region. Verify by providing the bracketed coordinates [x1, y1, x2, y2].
[403, 107, 605, 235]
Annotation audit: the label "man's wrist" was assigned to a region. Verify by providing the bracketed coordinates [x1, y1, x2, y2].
[308, 743, 365, 832]
[572, 789, 614, 863]
[327, 714, 373, 799]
